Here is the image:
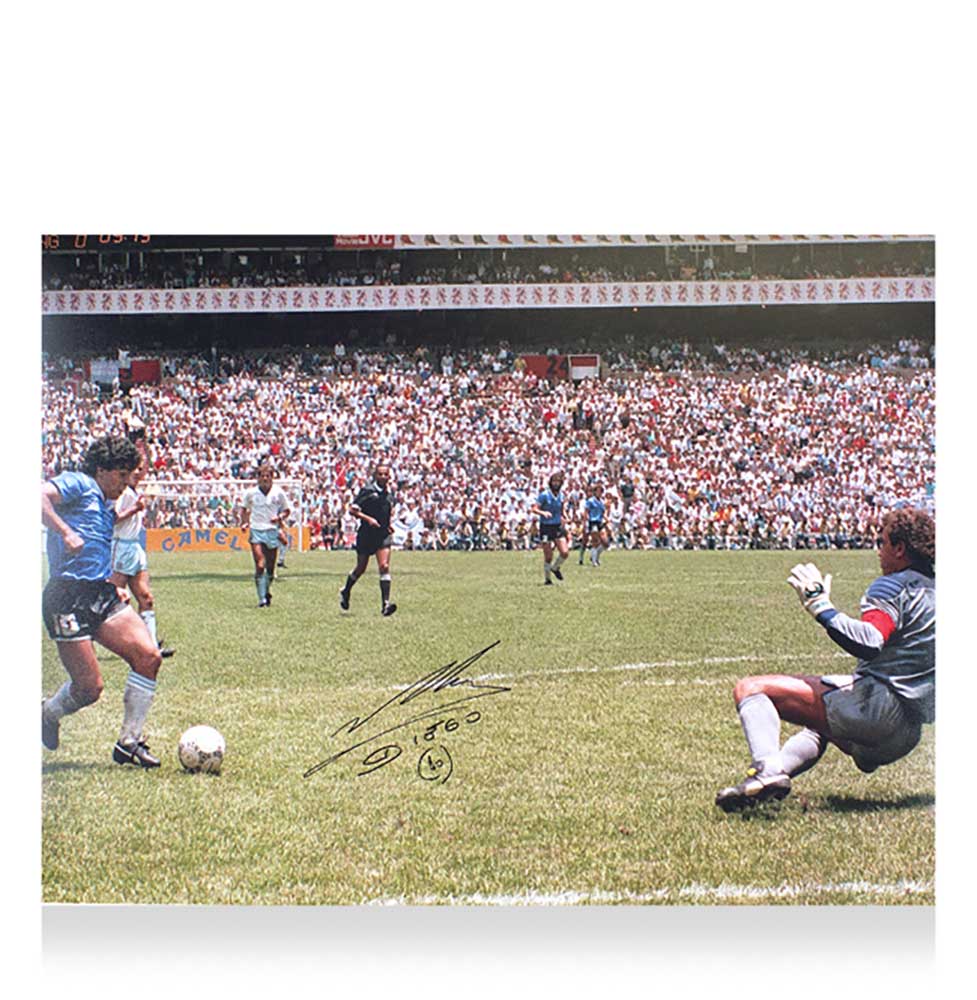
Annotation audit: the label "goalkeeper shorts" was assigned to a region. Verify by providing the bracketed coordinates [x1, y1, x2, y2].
[821, 674, 922, 772]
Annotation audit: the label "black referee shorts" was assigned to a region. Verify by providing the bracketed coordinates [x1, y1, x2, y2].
[356, 531, 394, 557]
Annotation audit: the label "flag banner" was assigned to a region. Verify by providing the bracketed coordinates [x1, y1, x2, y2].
[129, 359, 162, 383]
[569, 354, 601, 380]
[43, 278, 934, 315]
[394, 234, 932, 249]
[87, 358, 120, 382]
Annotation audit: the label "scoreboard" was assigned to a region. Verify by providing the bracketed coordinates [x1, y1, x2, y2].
[41, 235, 339, 252]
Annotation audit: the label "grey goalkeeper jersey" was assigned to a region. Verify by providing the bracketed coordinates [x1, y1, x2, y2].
[819, 568, 935, 723]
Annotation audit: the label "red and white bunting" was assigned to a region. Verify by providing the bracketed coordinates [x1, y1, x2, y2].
[42, 278, 935, 315]
[393, 235, 932, 249]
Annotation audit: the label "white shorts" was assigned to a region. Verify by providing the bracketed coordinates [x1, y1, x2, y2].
[821, 674, 923, 773]
[112, 538, 148, 577]
[249, 527, 280, 548]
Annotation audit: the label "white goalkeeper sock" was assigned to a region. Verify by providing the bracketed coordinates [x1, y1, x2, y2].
[119, 671, 157, 744]
[737, 692, 783, 773]
[779, 727, 827, 777]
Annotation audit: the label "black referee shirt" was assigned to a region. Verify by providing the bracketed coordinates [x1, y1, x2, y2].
[352, 482, 393, 536]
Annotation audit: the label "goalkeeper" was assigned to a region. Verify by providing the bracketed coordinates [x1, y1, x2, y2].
[715, 508, 935, 812]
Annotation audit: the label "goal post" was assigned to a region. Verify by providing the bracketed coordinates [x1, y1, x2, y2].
[140, 478, 306, 552]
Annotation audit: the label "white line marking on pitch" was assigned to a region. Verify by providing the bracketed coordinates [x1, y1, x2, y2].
[365, 879, 931, 906]
[466, 651, 849, 684]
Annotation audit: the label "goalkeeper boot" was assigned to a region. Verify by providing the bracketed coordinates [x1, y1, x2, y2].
[113, 739, 161, 769]
[339, 588, 350, 611]
[715, 762, 791, 813]
[381, 602, 397, 617]
[41, 700, 60, 751]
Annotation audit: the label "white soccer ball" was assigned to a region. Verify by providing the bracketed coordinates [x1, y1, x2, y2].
[178, 725, 226, 774]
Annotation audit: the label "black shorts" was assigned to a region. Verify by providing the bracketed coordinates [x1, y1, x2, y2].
[538, 523, 567, 543]
[42, 577, 127, 642]
[588, 520, 605, 533]
[356, 531, 394, 557]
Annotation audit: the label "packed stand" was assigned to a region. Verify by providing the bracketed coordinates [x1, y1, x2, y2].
[42, 242, 935, 292]
[41, 335, 935, 553]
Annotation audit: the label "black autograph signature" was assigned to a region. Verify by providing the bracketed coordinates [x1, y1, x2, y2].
[303, 640, 510, 780]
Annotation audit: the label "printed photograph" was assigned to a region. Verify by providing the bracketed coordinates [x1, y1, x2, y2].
[40, 233, 935, 906]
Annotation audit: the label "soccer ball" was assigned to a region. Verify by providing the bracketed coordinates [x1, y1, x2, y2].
[178, 725, 226, 774]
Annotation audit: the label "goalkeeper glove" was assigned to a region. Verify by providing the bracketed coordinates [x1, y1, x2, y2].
[787, 562, 834, 618]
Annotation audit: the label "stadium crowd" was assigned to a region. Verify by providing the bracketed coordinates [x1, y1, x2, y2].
[41, 336, 935, 553]
[42, 242, 934, 291]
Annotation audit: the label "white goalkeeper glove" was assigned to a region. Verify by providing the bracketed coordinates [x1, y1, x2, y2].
[787, 562, 834, 618]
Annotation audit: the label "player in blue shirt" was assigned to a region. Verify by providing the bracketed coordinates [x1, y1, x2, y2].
[716, 507, 935, 811]
[41, 436, 165, 768]
[580, 484, 610, 567]
[529, 472, 570, 585]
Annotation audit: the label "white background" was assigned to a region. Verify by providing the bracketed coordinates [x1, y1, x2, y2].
[7, 1, 968, 997]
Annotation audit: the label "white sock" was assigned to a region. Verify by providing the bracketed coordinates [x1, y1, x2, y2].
[780, 727, 827, 777]
[141, 609, 158, 644]
[553, 553, 566, 569]
[737, 693, 783, 773]
[44, 680, 84, 721]
[119, 671, 157, 744]
[544, 562, 552, 580]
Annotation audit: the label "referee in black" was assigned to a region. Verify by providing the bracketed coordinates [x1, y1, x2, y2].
[339, 463, 398, 616]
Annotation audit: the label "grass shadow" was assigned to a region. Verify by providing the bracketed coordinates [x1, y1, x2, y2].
[715, 792, 935, 822]
[153, 572, 283, 583]
[717, 803, 790, 822]
[42, 761, 101, 774]
[820, 793, 935, 813]
[153, 567, 433, 582]
[154, 571, 361, 583]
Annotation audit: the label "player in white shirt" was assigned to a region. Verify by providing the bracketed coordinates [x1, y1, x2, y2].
[110, 459, 175, 658]
[241, 463, 291, 608]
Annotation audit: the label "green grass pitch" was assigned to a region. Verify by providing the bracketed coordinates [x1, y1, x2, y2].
[41, 549, 934, 905]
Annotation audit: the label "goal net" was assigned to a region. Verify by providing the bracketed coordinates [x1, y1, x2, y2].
[140, 478, 306, 552]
